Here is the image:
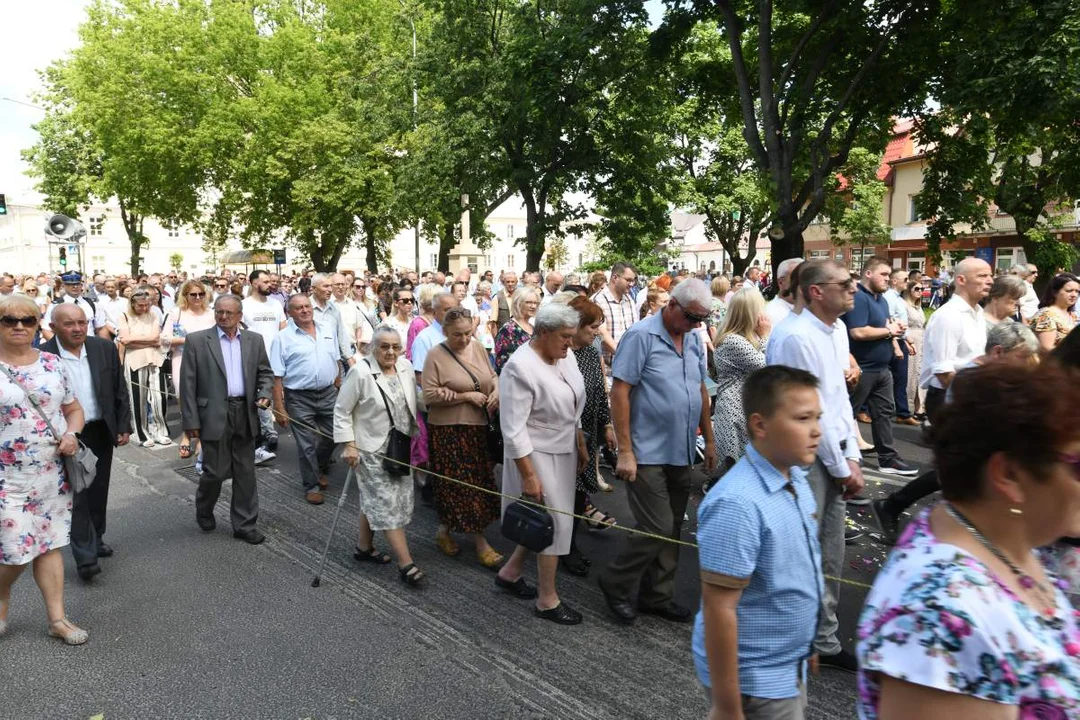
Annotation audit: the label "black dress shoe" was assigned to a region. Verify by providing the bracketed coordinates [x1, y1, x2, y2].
[97, 543, 114, 558]
[197, 516, 216, 532]
[534, 602, 583, 625]
[77, 564, 102, 582]
[819, 648, 858, 673]
[598, 577, 636, 625]
[495, 575, 538, 599]
[638, 602, 693, 623]
[233, 528, 265, 545]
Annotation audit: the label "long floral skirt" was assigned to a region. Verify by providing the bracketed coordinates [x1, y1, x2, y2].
[429, 424, 500, 534]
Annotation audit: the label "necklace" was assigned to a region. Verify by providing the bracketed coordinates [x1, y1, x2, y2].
[944, 503, 1059, 617]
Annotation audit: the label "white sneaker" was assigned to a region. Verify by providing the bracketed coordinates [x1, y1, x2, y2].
[141, 439, 156, 448]
[156, 435, 173, 446]
[254, 447, 276, 465]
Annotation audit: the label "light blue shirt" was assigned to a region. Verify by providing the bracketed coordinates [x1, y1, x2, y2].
[410, 319, 445, 377]
[611, 312, 705, 466]
[692, 445, 823, 698]
[270, 319, 339, 390]
[884, 288, 907, 338]
[57, 344, 101, 421]
[217, 327, 245, 397]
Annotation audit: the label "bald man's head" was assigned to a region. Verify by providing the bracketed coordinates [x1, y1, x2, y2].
[954, 258, 993, 304]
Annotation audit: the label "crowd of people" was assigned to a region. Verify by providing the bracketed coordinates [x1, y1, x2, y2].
[1, 256, 1078, 719]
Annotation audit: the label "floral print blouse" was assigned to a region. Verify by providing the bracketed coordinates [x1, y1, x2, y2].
[857, 508, 1080, 719]
[1031, 307, 1077, 347]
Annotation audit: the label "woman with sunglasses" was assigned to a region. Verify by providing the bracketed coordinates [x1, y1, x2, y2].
[117, 288, 170, 448]
[0, 294, 89, 645]
[858, 361, 1080, 719]
[902, 280, 927, 421]
[162, 280, 216, 460]
[381, 286, 415, 340]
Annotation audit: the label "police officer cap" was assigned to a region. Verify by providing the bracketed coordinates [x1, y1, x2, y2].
[61, 272, 83, 284]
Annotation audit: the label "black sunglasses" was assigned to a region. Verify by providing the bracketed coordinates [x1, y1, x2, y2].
[1, 315, 39, 328]
[673, 300, 708, 324]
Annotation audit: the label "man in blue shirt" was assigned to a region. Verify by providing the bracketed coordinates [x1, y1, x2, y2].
[270, 294, 341, 505]
[599, 278, 717, 625]
[842, 257, 917, 476]
[693, 365, 824, 719]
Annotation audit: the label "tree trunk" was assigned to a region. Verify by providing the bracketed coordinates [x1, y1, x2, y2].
[523, 198, 544, 272]
[769, 224, 805, 280]
[362, 218, 379, 274]
[437, 222, 454, 272]
[119, 203, 144, 277]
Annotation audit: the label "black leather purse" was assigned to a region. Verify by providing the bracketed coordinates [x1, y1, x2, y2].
[439, 343, 503, 462]
[501, 496, 554, 553]
[369, 365, 411, 477]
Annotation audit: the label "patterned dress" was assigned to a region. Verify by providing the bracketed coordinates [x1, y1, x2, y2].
[355, 374, 416, 531]
[710, 334, 766, 465]
[0, 352, 75, 565]
[1032, 307, 1078, 348]
[857, 508, 1080, 719]
[572, 344, 610, 493]
[493, 320, 532, 374]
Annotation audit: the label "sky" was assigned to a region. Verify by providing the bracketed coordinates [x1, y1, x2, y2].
[1, 0, 666, 206]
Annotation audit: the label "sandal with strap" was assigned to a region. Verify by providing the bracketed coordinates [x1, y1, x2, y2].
[583, 504, 617, 531]
[399, 563, 425, 586]
[477, 548, 504, 570]
[353, 546, 392, 564]
[178, 443, 193, 459]
[48, 618, 88, 646]
[435, 532, 461, 557]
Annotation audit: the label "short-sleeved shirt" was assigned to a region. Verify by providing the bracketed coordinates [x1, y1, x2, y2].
[843, 284, 893, 372]
[241, 296, 285, 357]
[269, 319, 340, 390]
[691, 445, 822, 698]
[592, 286, 637, 353]
[611, 312, 704, 466]
[857, 508, 1080, 719]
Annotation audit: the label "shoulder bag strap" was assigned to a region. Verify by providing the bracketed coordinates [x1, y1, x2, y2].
[0, 362, 62, 441]
[364, 359, 397, 429]
[439, 342, 481, 392]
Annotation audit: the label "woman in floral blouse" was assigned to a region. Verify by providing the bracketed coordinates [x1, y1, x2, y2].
[493, 286, 540, 374]
[857, 361, 1080, 719]
[1031, 272, 1080, 351]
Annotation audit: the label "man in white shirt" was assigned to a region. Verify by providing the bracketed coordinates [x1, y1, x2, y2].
[918, 257, 993, 422]
[765, 259, 865, 672]
[242, 269, 287, 461]
[98, 278, 128, 340]
[42, 272, 109, 342]
[764, 257, 804, 326]
[1009, 263, 1040, 321]
[884, 268, 919, 426]
[540, 271, 564, 305]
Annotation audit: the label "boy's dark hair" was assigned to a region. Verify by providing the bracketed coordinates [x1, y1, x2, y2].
[742, 366, 819, 424]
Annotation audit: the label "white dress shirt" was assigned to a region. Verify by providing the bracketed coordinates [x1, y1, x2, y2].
[1017, 282, 1037, 320]
[765, 296, 794, 327]
[919, 295, 986, 390]
[766, 310, 861, 478]
[58, 343, 102, 422]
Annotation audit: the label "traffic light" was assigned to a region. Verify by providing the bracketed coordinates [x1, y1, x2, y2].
[0, 194, 7, 216]
[59, 247, 67, 267]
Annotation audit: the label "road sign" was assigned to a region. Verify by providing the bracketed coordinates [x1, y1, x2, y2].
[273, 248, 286, 265]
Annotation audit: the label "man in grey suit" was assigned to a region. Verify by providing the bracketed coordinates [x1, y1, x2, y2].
[180, 295, 274, 544]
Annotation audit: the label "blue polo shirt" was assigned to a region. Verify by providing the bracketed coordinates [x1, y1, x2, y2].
[843, 283, 893, 372]
[611, 312, 705, 466]
[692, 444, 823, 698]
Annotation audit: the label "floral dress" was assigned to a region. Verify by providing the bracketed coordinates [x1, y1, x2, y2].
[711, 334, 766, 465]
[493, 320, 532, 374]
[1032, 307, 1078, 348]
[706, 297, 727, 334]
[857, 508, 1080, 719]
[355, 374, 417, 531]
[0, 352, 75, 565]
[572, 344, 610, 493]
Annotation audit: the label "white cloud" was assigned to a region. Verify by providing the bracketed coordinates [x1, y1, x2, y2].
[0, 0, 87, 203]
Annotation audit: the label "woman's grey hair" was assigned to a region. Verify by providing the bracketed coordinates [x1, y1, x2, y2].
[511, 286, 540, 318]
[986, 320, 1038, 355]
[533, 302, 580, 333]
[417, 283, 445, 311]
[366, 326, 402, 357]
[988, 274, 1027, 302]
[475, 280, 492, 296]
[669, 277, 711, 309]
[549, 290, 579, 305]
[562, 272, 581, 287]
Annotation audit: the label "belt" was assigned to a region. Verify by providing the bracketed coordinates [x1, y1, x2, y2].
[284, 385, 335, 393]
[227, 396, 246, 401]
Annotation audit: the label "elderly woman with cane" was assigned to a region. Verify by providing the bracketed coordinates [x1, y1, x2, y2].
[334, 326, 425, 586]
[0, 294, 88, 644]
[495, 303, 589, 625]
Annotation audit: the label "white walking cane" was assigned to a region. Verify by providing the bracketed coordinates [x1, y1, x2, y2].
[311, 467, 357, 588]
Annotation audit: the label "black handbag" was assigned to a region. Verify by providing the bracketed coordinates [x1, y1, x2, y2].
[439, 343, 503, 462]
[502, 496, 554, 553]
[369, 364, 412, 477]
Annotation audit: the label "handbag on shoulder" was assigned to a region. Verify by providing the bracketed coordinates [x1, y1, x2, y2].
[368, 363, 412, 477]
[0, 363, 98, 493]
[439, 343, 503, 462]
[501, 495, 554, 553]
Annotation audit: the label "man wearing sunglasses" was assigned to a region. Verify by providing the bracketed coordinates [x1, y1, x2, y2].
[600, 278, 717, 627]
[41, 272, 109, 343]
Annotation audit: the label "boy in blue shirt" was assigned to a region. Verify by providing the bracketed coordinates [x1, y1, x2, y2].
[692, 365, 825, 719]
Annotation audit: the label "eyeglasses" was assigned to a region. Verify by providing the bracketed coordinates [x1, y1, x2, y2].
[377, 343, 403, 351]
[443, 308, 473, 322]
[396, 297, 414, 303]
[354, 284, 367, 289]
[673, 300, 708, 324]
[188, 292, 206, 298]
[817, 279, 857, 290]
[25, 288, 38, 294]
[214, 284, 228, 289]
[0, 315, 39, 328]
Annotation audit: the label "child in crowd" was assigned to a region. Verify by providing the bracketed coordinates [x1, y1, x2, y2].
[692, 365, 825, 720]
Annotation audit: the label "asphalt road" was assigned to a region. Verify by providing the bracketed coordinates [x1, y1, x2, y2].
[2, 405, 935, 720]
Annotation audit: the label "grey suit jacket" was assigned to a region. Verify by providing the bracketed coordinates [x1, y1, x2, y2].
[179, 327, 273, 442]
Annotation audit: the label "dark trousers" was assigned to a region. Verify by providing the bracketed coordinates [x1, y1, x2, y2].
[71, 420, 114, 570]
[284, 386, 336, 492]
[884, 384, 949, 514]
[889, 341, 911, 419]
[602, 464, 691, 608]
[849, 368, 898, 462]
[197, 399, 258, 532]
[925, 386, 947, 427]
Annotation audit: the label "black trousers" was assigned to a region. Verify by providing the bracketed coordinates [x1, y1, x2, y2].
[849, 368, 898, 462]
[884, 385, 949, 515]
[71, 420, 114, 570]
[197, 399, 258, 532]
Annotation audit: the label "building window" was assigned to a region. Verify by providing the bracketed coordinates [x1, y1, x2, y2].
[808, 250, 829, 260]
[505, 255, 515, 269]
[92, 255, 105, 272]
[428, 253, 438, 270]
[507, 225, 515, 240]
[164, 221, 180, 238]
[88, 216, 104, 236]
[908, 195, 922, 224]
[994, 247, 1026, 272]
[906, 251, 926, 272]
[834, 250, 845, 261]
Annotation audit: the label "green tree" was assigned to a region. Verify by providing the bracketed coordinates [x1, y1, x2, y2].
[916, 0, 1080, 279]
[168, 252, 184, 272]
[829, 148, 891, 261]
[661, 0, 941, 275]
